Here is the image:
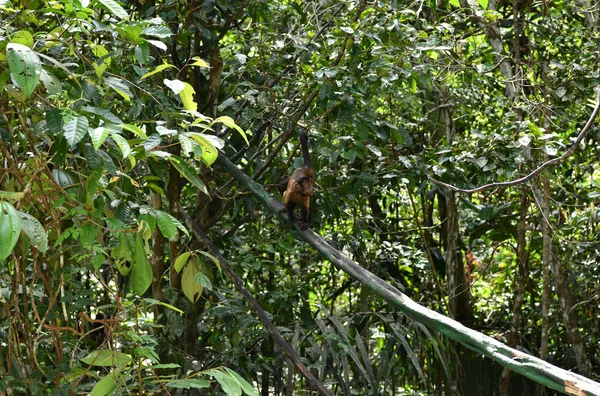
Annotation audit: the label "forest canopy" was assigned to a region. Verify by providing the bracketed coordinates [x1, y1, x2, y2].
[0, 0, 600, 395]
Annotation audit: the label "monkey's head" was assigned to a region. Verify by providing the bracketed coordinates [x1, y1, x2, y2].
[294, 175, 314, 196]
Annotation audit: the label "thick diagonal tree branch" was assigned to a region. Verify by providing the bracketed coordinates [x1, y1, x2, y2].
[216, 154, 600, 396]
[177, 206, 333, 396]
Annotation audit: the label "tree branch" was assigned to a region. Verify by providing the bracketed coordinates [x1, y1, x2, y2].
[429, 94, 600, 194]
[177, 206, 333, 396]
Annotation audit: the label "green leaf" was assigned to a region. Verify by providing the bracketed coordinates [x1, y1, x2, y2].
[190, 56, 209, 68]
[81, 350, 132, 367]
[89, 127, 111, 150]
[166, 379, 211, 389]
[224, 368, 259, 396]
[186, 133, 218, 166]
[154, 210, 188, 239]
[40, 68, 62, 95]
[142, 25, 173, 39]
[195, 271, 213, 291]
[90, 371, 118, 396]
[18, 212, 48, 253]
[131, 233, 151, 295]
[168, 156, 209, 195]
[81, 106, 123, 124]
[206, 369, 242, 396]
[64, 115, 89, 147]
[6, 43, 42, 97]
[155, 210, 175, 239]
[105, 76, 132, 101]
[46, 109, 63, 135]
[110, 132, 131, 159]
[0, 191, 25, 204]
[212, 116, 248, 145]
[0, 201, 21, 261]
[140, 63, 176, 80]
[97, 0, 129, 20]
[119, 123, 147, 139]
[181, 260, 203, 303]
[174, 252, 190, 273]
[11, 31, 34, 48]
[197, 250, 220, 268]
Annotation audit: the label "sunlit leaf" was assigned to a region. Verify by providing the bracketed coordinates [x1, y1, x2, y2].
[98, 0, 128, 20]
[212, 116, 248, 145]
[140, 63, 176, 80]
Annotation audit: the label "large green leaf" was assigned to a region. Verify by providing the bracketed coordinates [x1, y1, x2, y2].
[205, 369, 242, 396]
[64, 115, 89, 147]
[155, 210, 188, 240]
[224, 368, 259, 396]
[90, 371, 118, 396]
[97, 0, 129, 20]
[6, 43, 42, 97]
[89, 127, 111, 151]
[81, 350, 132, 367]
[186, 133, 218, 166]
[0, 201, 21, 261]
[131, 233, 151, 295]
[168, 156, 209, 195]
[166, 379, 211, 389]
[18, 211, 48, 253]
[181, 260, 203, 303]
[110, 132, 131, 159]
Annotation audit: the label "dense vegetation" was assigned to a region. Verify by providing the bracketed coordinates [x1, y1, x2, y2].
[1, 0, 599, 394]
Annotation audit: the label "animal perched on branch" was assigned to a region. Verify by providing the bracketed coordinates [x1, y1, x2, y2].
[278, 130, 314, 230]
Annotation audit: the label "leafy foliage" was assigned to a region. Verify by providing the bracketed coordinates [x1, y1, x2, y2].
[0, 0, 599, 394]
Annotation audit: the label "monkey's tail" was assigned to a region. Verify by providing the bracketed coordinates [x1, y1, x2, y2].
[299, 130, 312, 169]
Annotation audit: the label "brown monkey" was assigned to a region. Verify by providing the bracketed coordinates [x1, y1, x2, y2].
[278, 130, 314, 230]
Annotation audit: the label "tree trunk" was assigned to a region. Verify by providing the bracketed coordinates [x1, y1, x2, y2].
[499, 189, 529, 395]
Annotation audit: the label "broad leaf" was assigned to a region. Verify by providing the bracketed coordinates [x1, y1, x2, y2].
[206, 369, 242, 396]
[0, 201, 21, 261]
[89, 127, 111, 151]
[166, 379, 211, 389]
[6, 43, 41, 97]
[155, 210, 188, 240]
[110, 132, 131, 159]
[168, 156, 209, 195]
[131, 233, 151, 295]
[90, 371, 118, 396]
[81, 350, 132, 367]
[174, 252, 191, 273]
[179, 82, 197, 111]
[181, 260, 203, 303]
[186, 133, 218, 166]
[225, 368, 259, 396]
[97, 0, 128, 20]
[18, 211, 48, 253]
[64, 115, 89, 147]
